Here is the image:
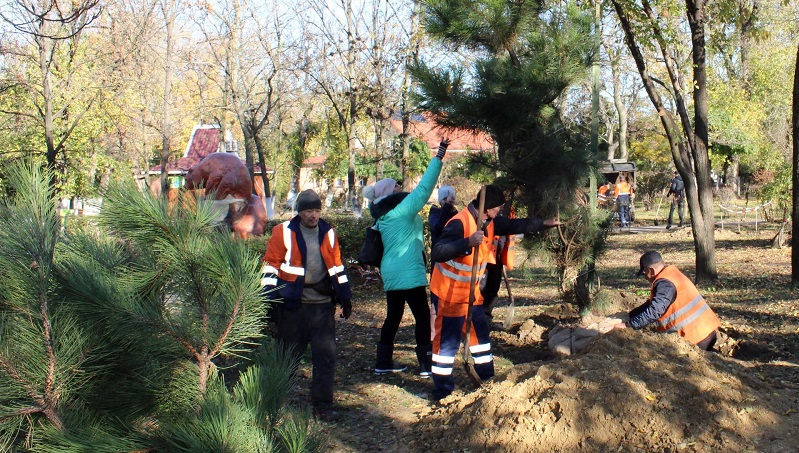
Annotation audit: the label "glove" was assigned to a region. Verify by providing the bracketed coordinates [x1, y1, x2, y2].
[435, 139, 450, 160]
[340, 299, 352, 319]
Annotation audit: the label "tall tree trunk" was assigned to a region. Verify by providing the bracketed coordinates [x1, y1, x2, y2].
[791, 42, 799, 285]
[398, 1, 421, 185]
[612, 63, 629, 160]
[160, 11, 174, 201]
[255, 137, 273, 219]
[345, 0, 359, 212]
[685, 0, 717, 282]
[612, 0, 717, 282]
[39, 34, 58, 183]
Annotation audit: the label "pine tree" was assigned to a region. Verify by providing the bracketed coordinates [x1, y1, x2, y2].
[0, 163, 325, 451]
[413, 0, 608, 307]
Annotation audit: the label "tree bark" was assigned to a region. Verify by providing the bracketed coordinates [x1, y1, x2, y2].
[612, 0, 717, 281]
[685, 0, 717, 282]
[159, 3, 174, 200]
[791, 42, 799, 284]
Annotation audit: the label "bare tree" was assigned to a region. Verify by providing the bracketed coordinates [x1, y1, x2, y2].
[199, 0, 298, 219]
[0, 0, 102, 187]
[611, 0, 718, 281]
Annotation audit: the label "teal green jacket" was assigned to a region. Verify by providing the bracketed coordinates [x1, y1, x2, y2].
[369, 158, 442, 291]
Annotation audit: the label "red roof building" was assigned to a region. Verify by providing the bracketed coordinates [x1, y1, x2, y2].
[387, 112, 495, 157]
[149, 125, 271, 176]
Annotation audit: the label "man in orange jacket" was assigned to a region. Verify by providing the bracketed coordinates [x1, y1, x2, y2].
[261, 189, 352, 420]
[615, 251, 720, 351]
[429, 185, 560, 400]
[614, 175, 632, 227]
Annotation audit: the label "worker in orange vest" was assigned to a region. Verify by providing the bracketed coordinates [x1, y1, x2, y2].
[614, 175, 632, 227]
[482, 206, 517, 321]
[597, 182, 611, 208]
[429, 185, 560, 400]
[614, 251, 720, 351]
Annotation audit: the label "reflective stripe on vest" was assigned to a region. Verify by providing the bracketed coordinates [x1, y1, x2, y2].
[278, 221, 305, 277]
[653, 266, 720, 345]
[274, 222, 347, 284]
[430, 208, 494, 304]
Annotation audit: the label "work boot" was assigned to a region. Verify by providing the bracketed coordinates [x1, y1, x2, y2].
[666, 224, 672, 229]
[374, 343, 407, 374]
[416, 344, 433, 377]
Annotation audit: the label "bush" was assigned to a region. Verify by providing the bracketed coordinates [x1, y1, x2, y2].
[325, 213, 376, 263]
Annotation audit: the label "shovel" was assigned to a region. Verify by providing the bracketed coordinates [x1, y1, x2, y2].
[653, 189, 666, 226]
[462, 186, 486, 388]
[501, 266, 516, 330]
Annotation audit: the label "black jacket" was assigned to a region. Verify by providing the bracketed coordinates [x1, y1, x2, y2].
[431, 203, 545, 264]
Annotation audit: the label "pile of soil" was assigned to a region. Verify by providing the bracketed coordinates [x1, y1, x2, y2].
[407, 329, 799, 452]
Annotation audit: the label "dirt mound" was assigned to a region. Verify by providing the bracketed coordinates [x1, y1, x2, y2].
[409, 330, 799, 452]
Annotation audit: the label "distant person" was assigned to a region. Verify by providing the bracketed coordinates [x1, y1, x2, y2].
[429, 185, 560, 400]
[428, 185, 458, 259]
[597, 182, 612, 208]
[614, 175, 632, 227]
[363, 140, 449, 377]
[261, 189, 353, 420]
[614, 251, 720, 351]
[667, 171, 685, 229]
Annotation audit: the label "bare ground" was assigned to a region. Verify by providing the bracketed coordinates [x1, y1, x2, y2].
[293, 224, 799, 452]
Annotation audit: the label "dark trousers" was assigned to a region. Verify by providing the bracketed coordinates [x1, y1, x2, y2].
[276, 302, 336, 406]
[668, 198, 684, 226]
[431, 305, 494, 400]
[480, 263, 503, 316]
[380, 286, 431, 349]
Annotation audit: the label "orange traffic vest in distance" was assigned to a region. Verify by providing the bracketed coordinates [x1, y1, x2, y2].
[614, 181, 631, 197]
[430, 208, 495, 308]
[498, 207, 517, 270]
[598, 184, 609, 203]
[653, 265, 720, 345]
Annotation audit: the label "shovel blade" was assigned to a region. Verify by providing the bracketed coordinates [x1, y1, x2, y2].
[464, 363, 483, 387]
[502, 304, 515, 330]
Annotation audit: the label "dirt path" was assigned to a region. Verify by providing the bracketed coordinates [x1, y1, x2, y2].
[298, 226, 799, 452]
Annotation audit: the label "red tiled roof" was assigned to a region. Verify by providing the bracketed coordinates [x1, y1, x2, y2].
[177, 127, 220, 170]
[388, 112, 494, 153]
[150, 126, 272, 174]
[303, 155, 326, 167]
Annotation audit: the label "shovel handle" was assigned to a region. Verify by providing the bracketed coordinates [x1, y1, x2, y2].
[463, 186, 486, 367]
[501, 266, 515, 330]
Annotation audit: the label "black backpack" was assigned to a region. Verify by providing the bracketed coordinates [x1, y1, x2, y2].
[672, 177, 684, 194]
[357, 222, 383, 267]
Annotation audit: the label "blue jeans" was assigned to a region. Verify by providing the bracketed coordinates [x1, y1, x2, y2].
[617, 195, 630, 225]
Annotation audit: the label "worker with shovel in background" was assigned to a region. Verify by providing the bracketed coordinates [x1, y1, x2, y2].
[428, 185, 560, 400]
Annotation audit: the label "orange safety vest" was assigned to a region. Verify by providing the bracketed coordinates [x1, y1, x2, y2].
[261, 217, 351, 309]
[652, 265, 720, 345]
[498, 207, 517, 270]
[598, 185, 609, 202]
[614, 181, 631, 197]
[430, 207, 495, 310]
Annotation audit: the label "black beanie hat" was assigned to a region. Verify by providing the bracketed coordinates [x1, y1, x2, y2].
[473, 185, 506, 210]
[297, 190, 322, 212]
[637, 251, 663, 276]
